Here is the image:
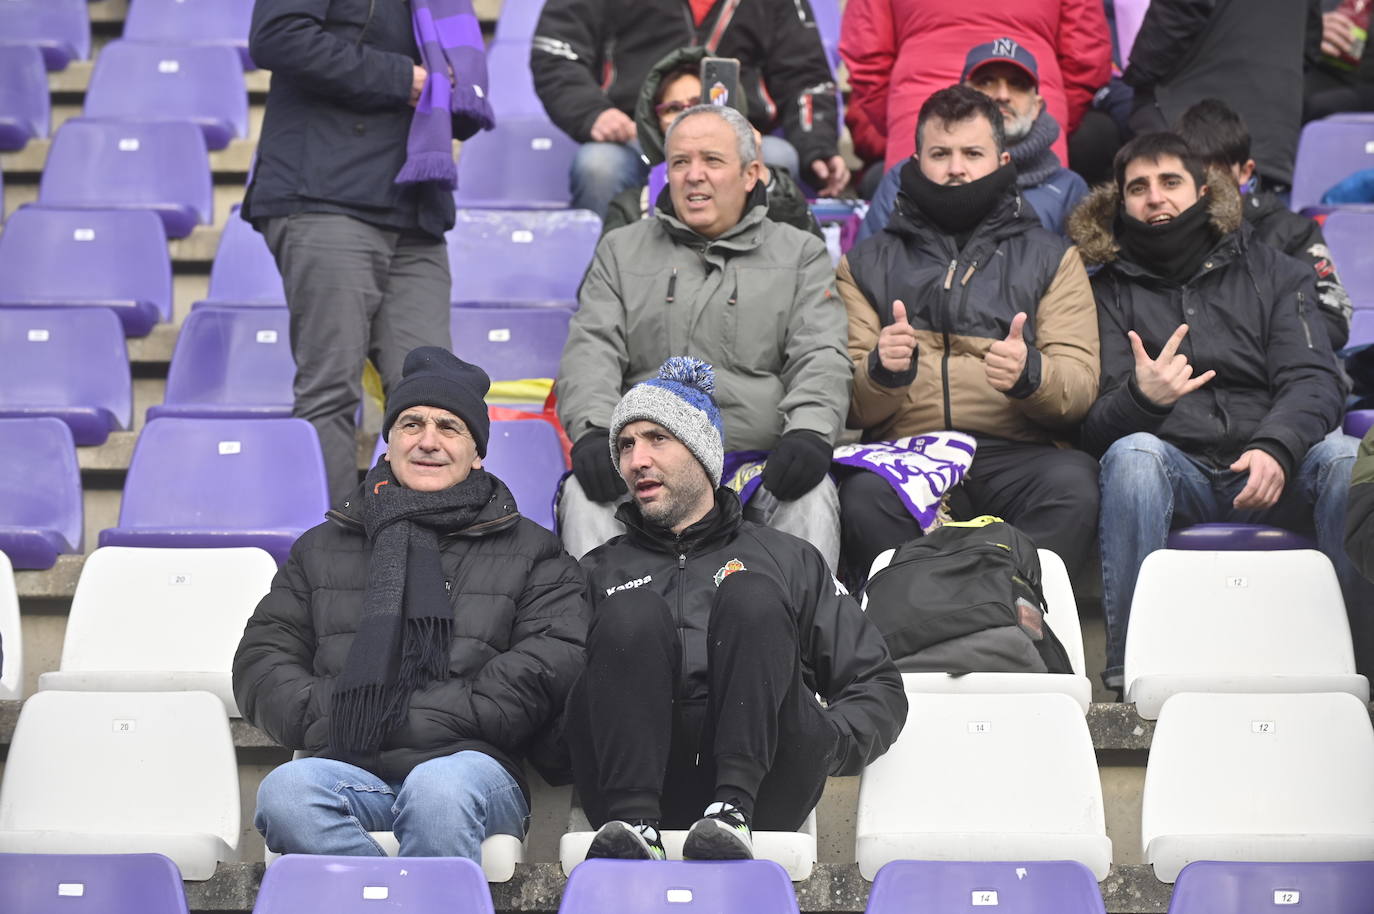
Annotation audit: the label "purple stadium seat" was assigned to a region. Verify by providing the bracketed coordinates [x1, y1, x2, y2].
[450, 305, 571, 381]
[0, 0, 90, 71]
[1166, 523, 1316, 550]
[373, 418, 565, 530]
[201, 207, 286, 307]
[84, 41, 248, 151]
[0, 417, 82, 570]
[558, 859, 799, 914]
[147, 307, 293, 420]
[866, 860, 1106, 914]
[811, 0, 841, 70]
[494, 0, 543, 43]
[455, 118, 578, 209]
[1292, 119, 1374, 212]
[0, 308, 131, 444]
[121, 0, 254, 69]
[1346, 410, 1374, 438]
[0, 853, 190, 914]
[1168, 860, 1374, 914]
[485, 41, 546, 118]
[447, 208, 601, 305]
[0, 207, 172, 336]
[1352, 310, 1374, 348]
[1324, 210, 1374, 308]
[255, 855, 493, 914]
[98, 417, 328, 564]
[0, 46, 50, 150]
[39, 119, 213, 239]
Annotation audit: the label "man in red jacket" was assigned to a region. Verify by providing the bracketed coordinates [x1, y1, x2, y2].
[840, 0, 1110, 174]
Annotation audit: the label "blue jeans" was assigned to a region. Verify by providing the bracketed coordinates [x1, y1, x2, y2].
[254, 750, 528, 859]
[1098, 430, 1360, 684]
[569, 136, 805, 217]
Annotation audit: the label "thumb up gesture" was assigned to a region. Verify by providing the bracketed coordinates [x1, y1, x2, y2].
[984, 312, 1029, 392]
[877, 299, 919, 374]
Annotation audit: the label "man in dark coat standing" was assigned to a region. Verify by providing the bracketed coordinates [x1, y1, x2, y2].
[234, 348, 587, 859]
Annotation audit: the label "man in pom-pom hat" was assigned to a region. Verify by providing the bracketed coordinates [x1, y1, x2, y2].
[563, 356, 906, 863]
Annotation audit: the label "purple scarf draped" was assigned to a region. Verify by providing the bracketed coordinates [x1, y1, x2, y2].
[397, 0, 495, 189]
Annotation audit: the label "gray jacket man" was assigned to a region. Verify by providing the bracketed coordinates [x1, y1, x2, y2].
[556, 104, 851, 569]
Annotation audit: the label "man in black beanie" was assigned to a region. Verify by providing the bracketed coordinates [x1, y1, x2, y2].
[234, 346, 588, 860]
[836, 84, 1101, 587]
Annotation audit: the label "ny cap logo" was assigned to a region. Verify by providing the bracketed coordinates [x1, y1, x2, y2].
[992, 38, 1019, 57]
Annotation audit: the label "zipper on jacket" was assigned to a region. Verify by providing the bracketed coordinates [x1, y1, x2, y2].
[939, 265, 979, 431]
[942, 258, 957, 290]
[666, 268, 677, 304]
[1297, 291, 1315, 349]
[356, 0, 377, 48]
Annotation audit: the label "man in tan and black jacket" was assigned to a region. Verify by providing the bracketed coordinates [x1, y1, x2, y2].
[836, 85, 1100, 581]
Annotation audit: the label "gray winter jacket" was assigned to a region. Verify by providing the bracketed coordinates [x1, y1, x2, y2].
[556, 190, 851, 450]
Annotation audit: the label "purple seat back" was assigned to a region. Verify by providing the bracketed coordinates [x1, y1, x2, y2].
[39, 119, 213, 239]
[558, 859, 799, 914]
[485, 419, 565, 530]
[84, 41, 248, 150]
[485, 41, 546, 118]
[455, 118, 578, 209]
[0, 45, 50, 150]
[0, 852, 189, 914]
[0, 417, 82, 569]
[1351, 310, 1374, 348]
[867, 860, 1106, 914]
[811, 0, 841, 70]
[1166, 523, 1316, 550]
[1345, 409, 1374, 438]
[99, 417, 328, 564]
[0, 206, 172, 336]
[0, 307, 131, 444]
[149, 307, 293, 420]
[1113, 0, 1151, 65]
[447, 208, 600, 304]
[450, 306, 571, 381]
[255, 855, 493, 914]
[1168, 860, 1374, 914]
[205, 207, 286, 306]
[493, 0, 543, 43]
[121, 0, 254, 69]
[0, 0, 90, 70]
[1292, 120, 1374, 212]
[1323, 210, 1374, 307]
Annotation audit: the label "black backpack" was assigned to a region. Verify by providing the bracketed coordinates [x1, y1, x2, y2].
[862, 516, 1074, 675]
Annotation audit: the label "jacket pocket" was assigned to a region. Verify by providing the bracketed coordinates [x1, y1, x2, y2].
[298, 103, 411, 209]
[719, 267, 788, 372]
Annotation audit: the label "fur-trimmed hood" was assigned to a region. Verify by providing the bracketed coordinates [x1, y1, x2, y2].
[1067, 166, 1244, 267]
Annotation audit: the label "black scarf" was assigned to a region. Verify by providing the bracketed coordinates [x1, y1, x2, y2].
[330, 459, 496, 754]
[1116, 194, 1218, 284]
[1007, 109, 1061, 188]
[898, 159, 1018, 240]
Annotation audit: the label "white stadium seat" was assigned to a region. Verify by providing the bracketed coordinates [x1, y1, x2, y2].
[856, 691, 1111, 880]
[0, 690, 240, 879]
[0, 551, 23, 699]
[1142, 691, 1374, 882]
[1125, 550, 1368, 718]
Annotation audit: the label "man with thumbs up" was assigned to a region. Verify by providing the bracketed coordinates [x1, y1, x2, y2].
[836, 85, 1101, 584]
[1069, 131, 1362, 690]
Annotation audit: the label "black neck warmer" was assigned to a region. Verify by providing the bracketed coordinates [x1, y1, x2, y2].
[898, 160, 1018, 239]
[1117, 194, 1219, 283]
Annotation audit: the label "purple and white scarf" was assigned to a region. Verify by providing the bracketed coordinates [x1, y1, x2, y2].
[833, 433, 977, 532]
[397, 0, 495, 189]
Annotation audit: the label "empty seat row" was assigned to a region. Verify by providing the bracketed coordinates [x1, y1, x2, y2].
[0, 0, 251, 71]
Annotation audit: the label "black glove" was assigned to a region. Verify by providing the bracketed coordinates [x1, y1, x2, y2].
[570, 428, 627, 503]
[762, 430, 832, 501]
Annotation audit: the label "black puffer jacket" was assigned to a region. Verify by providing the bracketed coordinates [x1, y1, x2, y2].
[1243, 190, 1352, 350]
[232, 474, 588, 800]
[1069, 171, 1344, 480]
[530, 0, 839, 172]
[580, 488, 906, 777]
[242, 0, 478, 240]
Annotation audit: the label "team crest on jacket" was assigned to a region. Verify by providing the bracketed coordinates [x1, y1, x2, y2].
[713, 558, 747, 586]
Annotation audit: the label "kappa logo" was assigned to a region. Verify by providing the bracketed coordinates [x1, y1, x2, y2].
[605, 574, 652, 596]
[992, 37, 1019, 57]
[713, 558, 747, 586]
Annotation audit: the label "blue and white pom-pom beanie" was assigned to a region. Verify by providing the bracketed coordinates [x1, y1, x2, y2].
[609, 356, 725, 485]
